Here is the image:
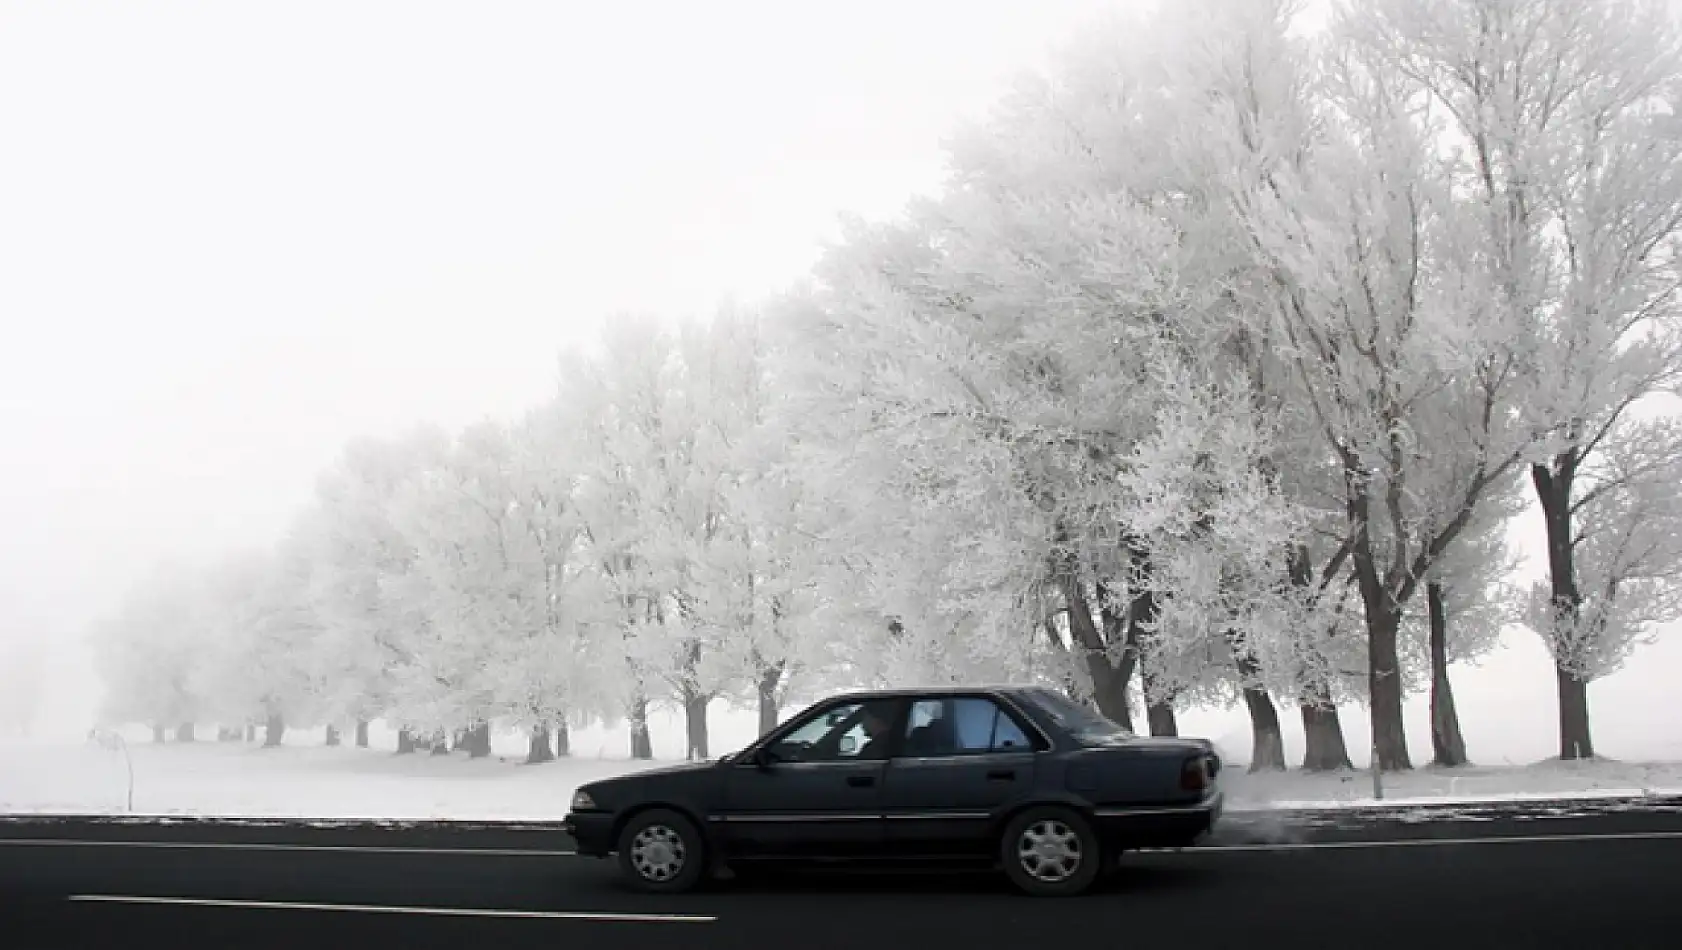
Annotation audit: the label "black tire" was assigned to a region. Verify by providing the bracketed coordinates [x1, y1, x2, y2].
[615, 808, 707, 894]
[999, 806, 1103, 897]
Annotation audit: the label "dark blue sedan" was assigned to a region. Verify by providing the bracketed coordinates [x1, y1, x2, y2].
[564, 685, 1223, 896]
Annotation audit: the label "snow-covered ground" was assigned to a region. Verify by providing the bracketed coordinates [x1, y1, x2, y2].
[8, 632, 1682, 820]
[4, 733, 1680, 821]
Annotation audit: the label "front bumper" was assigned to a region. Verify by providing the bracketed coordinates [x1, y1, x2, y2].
[563, 811, 615, 857]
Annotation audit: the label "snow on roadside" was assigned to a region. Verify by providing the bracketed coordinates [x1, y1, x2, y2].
[1220, 757, 1682, 811]
[0, 739, 664, 821]
[2, 738, 1680, 821]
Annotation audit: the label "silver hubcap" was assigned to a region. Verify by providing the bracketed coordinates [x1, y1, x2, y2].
[1017, 819, 1083, 883]
[629, 824, 687, 882]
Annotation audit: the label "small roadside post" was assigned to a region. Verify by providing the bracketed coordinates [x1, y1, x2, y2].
[91, 727, 135, 813]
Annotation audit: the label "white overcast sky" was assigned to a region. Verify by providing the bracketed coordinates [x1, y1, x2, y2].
[0, 0, 1137, 725]
[0, 0, 1676, 757]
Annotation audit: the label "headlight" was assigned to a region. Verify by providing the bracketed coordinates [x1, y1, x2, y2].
[570, 789, 597, 811]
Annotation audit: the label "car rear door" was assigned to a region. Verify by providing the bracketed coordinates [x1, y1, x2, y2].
[880, 695, 1040, 858]
[719, 698, 901, 860]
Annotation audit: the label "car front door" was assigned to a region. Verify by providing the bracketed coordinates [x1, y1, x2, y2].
[720, 697, 903, 860]
[880, 696, 1039, 858]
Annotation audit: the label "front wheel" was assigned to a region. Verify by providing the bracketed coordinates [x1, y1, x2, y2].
[616, 809, 707, 894]
[999, 806, 1103, 897]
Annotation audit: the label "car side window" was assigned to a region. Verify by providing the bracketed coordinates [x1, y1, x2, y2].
[902, 697, 1034, 757]
[989, 706, 1032, 751]
[768, 699, 898, 763]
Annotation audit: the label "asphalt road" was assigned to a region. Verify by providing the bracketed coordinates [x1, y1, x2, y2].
[3, 795, 1681, 949]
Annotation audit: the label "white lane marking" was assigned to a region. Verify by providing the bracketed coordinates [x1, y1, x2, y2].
[0, 839, 577, 857]
[69, 894, 714, 923]
[1177, 830, 1682, 853]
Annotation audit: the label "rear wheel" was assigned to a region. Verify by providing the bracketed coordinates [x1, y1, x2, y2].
[616, 809, 707, 894]
[999, 806, 1102, 897]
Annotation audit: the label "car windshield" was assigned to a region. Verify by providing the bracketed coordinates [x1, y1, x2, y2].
[1023, 688, 1133, 742]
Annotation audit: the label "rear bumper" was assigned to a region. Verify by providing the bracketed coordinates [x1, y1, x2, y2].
[1091, 789, 1222, 848]
[563, 811, 615, 857]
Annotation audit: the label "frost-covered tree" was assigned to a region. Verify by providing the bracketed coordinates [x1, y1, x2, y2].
[506, 407, 619, 761]
[672, 302, 832, 738]
[1181, 0, 1533, 770]
[1520, 417, 1682, 733]
[1404, 478, 1524, 767]
[1345, 0, 1682, 759]
[384, 422, 536, 757]
[194, 544, 324, 748]
[92, 562, 214, 742]
[304, 427, 452, 753]
[773, 10, 1312, 766]
[557, 315, 685, 760]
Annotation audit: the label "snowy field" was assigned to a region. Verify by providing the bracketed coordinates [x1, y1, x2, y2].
[6, 632, 1680, 820]
[4, 730, 1680, 821]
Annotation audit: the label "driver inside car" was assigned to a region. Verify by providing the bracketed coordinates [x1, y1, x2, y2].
[851, 705, 894, 759]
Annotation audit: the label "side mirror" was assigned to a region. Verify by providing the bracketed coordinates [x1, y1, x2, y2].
[751, 747, 775, 770]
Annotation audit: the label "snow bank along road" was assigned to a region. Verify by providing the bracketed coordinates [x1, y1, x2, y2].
[2, 796, 1680, 949]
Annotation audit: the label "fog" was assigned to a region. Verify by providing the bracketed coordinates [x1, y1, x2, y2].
[0, 0, 1131, 736]
[0, 0, 1676, 765]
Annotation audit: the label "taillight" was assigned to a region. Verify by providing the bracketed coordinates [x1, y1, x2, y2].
[1180, 756, 1209, 791]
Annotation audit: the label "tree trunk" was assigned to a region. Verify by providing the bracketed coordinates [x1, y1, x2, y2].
[262, 714, 284, 748]
[1300, 701, 1353, 770]
[1239, 684, 1286, 772]
[176, 723, 195, 743]
[1286, 544, 1355, 770]
[554, 715, 571, 757]
[629, 694, 654, 760]
[1227, 631, 1284, 771]
[464, 721, 492, 759]
[152, 724, 166, 743]
[395, 728, 416, 755]
[244, 723, 256, 742]
[527, 724, 554, 764]
[754, 600, 787, 737]
[1146, 700, 1179, 737]
[756, 661, 784, 737]
[1348, 479, 1413, 771]
[1533, 460, 1595, 760]
[1428, 581, 1469, 767]
[1138, 637, 1177, 737]
[1363, 605, 1411, 771]
[1555, 662, 1593, 760]
[683, 692, 710, 761]
[355, 720, 369, 748]
[1060, 575, 1134, 728]
[1098, 578, 1143, 734]
[325, 725, 341, 747]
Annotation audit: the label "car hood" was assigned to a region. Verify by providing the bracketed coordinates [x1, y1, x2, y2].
[590, 760, 720, 790]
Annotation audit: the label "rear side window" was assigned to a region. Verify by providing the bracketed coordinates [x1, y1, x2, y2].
[903, 697, 1035, 757]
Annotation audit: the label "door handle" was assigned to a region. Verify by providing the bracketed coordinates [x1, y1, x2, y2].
[986, 769, 1016, 781]
[846, 775, 876, 788]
